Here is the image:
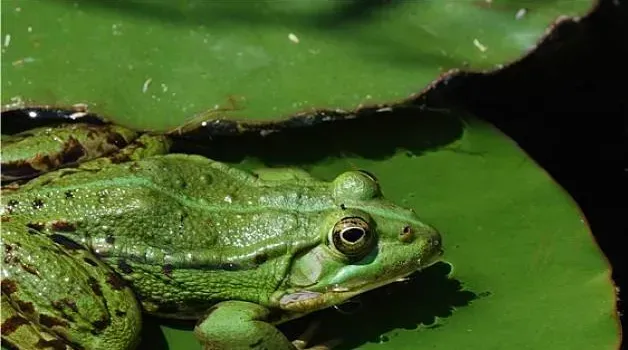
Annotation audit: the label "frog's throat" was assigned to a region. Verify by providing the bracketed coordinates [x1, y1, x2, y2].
[276, 253, 442, 314]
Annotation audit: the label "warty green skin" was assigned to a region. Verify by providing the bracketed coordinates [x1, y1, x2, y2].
[1, 123, 443, 350]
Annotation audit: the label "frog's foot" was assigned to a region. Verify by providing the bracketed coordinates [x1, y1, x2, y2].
[196, 300, 337, 350]
[292, 320, 342, 350]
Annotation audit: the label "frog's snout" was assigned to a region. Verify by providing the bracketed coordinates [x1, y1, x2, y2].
[398, 223, 442, 244]
[427, 230, 444, 260]
[427, 229, 444, 257]
[431, 236, 444, 257]
[399, 223, 443, 259]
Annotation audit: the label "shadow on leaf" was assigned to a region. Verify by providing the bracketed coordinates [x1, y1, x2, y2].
[1, 105, 464, 166]
[279, 262, 477, 349]
[139, 262, 476, 350]
[172, 107, 464, 167]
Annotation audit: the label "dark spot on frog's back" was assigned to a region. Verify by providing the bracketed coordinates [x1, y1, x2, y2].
[1, 315, 29, 335]
[32, 198, 44, 210]
[51, 221, 76, 232]
[26, 222, 44, 232]
[83, 257, 98, 266]
[105, 234, 115, 244]
[60, 137, 86, 164]
[106, 132, 128, 148]
[3, 244, 15, 258]
[6, 199, 19, 213]
[39, 313, 69, 328]
[65, 190, 74, 199]
[50, 234, 85, 251]
[106, 272, 126, 290]
[52, 298, 79, 313]
[1, 279, 18, 295]
[20, 263, 40, 276]
[107, 150, 133, 164]
[253, 253, 268, 265]
[1, 161, 38, 180]
[87, 277, 103, 297]
[16, 299, 35, 314]
[162, 264, 173, 277]
[115, 309, 126, 317]
[91, 316, 111, 333]
[117, 260, 133, 274]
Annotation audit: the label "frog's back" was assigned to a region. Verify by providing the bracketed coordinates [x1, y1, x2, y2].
[2, 154, 332, 252]
[2, 154, 336, 316]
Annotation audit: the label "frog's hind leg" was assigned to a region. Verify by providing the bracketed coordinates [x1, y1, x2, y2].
[1, 123, 172, 183]
[1, 122, 140, 182]
[1, 295, 73, 350]
[1, 221, 143, 350]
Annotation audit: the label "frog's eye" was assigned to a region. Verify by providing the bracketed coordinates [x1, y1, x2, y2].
[332, 171, 381, 201]
[329, 217, 376, 261]
[356, 170, 378, 184]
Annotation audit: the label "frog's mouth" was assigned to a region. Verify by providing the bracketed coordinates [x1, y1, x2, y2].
[277, 250, 442, 315]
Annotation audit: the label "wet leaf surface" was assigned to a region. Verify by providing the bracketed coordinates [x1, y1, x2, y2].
[1, 0, 594, 130]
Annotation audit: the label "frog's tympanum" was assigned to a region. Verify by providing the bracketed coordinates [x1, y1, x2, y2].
[1, 116, 443, 350]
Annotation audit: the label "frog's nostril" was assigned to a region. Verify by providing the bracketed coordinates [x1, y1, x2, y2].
[431, 236, 443, 255]
[399, 225, 415, 243]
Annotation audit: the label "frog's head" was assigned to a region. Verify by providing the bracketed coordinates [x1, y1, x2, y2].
[275, 170, 443, 314]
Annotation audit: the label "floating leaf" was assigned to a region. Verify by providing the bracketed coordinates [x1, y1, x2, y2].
[1, 0, 594, 130]
[146, 108, 618, 349]
[1, 1, 617, 349]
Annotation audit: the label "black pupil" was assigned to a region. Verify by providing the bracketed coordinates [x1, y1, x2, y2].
[342, 228, 365, 243]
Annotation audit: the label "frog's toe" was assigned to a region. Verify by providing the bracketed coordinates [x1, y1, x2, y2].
[292, 320, 342, 350]
[293, 339, 342, 350]
[291, 319, 320, 349]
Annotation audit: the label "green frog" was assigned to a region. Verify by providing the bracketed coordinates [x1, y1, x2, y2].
[1, 111, 443, 350]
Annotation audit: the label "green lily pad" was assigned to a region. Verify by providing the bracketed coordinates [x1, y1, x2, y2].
[139, 108, 616, 349]
[1, 0, 594, 130]
[1, 1, 617, 349]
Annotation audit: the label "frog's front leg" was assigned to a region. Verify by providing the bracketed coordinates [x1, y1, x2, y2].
[196, 300, 324, 350]
[1, 221, 142, 349]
